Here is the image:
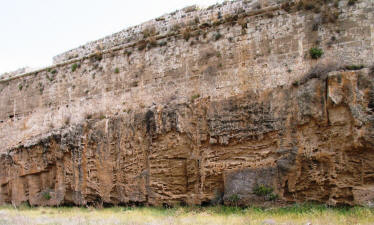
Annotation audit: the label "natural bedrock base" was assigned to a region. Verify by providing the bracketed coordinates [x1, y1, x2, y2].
[1, 69, 374, 207]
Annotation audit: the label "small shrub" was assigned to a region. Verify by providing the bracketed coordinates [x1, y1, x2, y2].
[138, 40, 147, 51]
[114, 68, 120, 74]
[18, 84, 23, 91]
[51, 69, 57, 74]
[253, 184, 273, 196]
[182, 28, 191, 41]
[191, 94, 200, 101]
[71, 63, 79, 72]
[124, 50, 132, 57]
[214, 32, 222, 41]
[194, 17, 200, 25]
[147, 37, 158, 48]
[183, 5, 197, 13]
[93, 52, 103, 61]
[309, 47, 324, 59]
[298, 0, 320, 12]
[268, 193, 279, 201]
[227, 194, 240, 206]
[42, 192, 51, 200]
[85, 113, 92, 120]
[348, 0, 358, 6]
[142, 26, 156, 38]
[345, 65, 364, 70]
[158, 41, 167, 47]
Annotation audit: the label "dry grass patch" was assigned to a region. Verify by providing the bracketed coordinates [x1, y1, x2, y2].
[0, 203, 373, 225]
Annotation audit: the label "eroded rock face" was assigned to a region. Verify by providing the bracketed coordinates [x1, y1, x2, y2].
[1, 69, 374, 207]
[1, 0, 374, 207]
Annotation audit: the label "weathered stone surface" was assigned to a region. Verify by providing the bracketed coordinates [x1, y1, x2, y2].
[0, 0, 374, 207]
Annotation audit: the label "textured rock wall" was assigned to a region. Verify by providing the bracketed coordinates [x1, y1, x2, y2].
[0, 0, 374, 207]
[52, 0, 285, 64]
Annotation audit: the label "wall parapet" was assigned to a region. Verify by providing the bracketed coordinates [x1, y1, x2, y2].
[1, 0, 288, 83]
[52, 0, 286, 64]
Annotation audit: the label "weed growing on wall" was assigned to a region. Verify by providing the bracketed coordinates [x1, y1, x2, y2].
[309, 47, 324, 59]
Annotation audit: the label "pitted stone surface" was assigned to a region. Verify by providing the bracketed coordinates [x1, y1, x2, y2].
[0, 0, 374, 207]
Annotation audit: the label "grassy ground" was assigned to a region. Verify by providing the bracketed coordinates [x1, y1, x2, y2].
[0, 204, 373, 225]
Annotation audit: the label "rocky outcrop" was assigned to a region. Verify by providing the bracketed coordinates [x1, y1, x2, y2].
[0, 0, 374, 207]
[1, 68, 374, 207]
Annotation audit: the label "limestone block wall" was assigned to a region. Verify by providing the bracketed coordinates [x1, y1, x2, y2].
[52, 0, 285, 64]
[1, 0, 373, 152]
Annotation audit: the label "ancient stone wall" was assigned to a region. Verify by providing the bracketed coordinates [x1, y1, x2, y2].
[0, 0, 374, 207]
[52, 0, 285, 64]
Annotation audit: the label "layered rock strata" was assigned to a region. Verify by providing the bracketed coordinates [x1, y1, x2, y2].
[0, 0, 374, 206]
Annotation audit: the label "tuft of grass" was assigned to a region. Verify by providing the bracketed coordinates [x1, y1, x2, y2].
[348, 0, 358, 6]
[253, 184, 273, 196]
[93, 52, 103, 61]
[71, 63, 79, 72]
[124, 50, 132, 56]
[269, 193, 279, 201]
[42, 192, 51, 200]
[142, 26, 157, 38]
[114, 68, 120, 74]
[345, 64, 364, 70]
[182, 28, 192, 41]
[138, 40, 148, 51]
[214, 32, 222, 41]
[309, 47, 324, 59]
[18, 84, 23, 91]
[226, 194, 240, 206]
[191, 94, 200, 101]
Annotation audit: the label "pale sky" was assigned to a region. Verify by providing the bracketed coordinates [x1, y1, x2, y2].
[0, 0, 223, 74]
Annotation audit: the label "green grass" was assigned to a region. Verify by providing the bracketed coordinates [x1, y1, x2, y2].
[42, 192, 51, 200]
[309, 47, 324, 59]
[253, 185, 273, 196]
[191, 94, 200, 101]
[71, 63, 79, 72]
[345, 64, 365, 70]
[0, 204, 373, 225]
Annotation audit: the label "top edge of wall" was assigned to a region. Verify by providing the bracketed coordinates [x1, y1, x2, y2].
[52, 0, 287, 64]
